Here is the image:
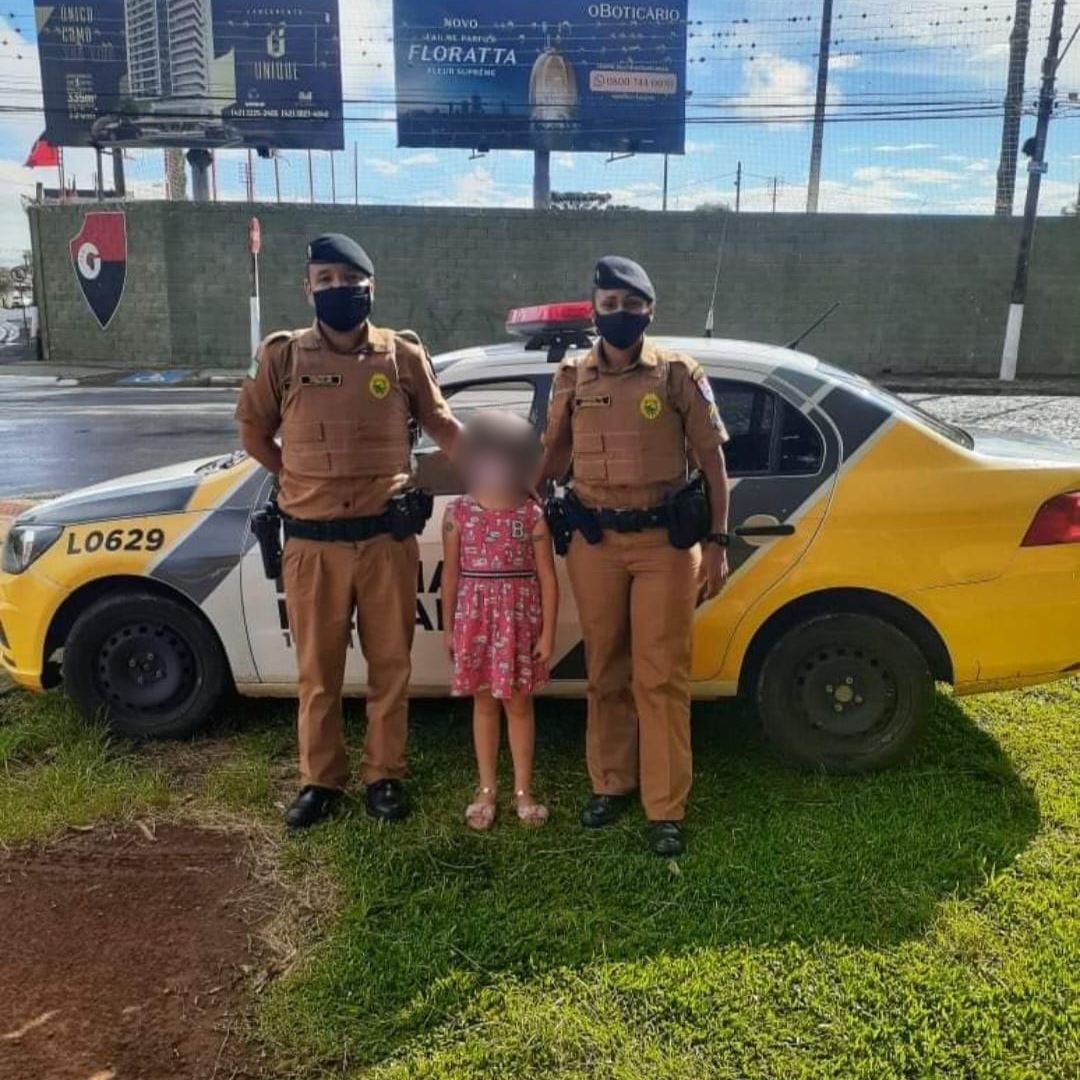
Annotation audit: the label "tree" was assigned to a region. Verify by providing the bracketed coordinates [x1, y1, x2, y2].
[550, 190, 636, 211]
[694, 201, 732, 213]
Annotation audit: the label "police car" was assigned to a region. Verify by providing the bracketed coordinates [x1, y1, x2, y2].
[2, 303, 1078, 772]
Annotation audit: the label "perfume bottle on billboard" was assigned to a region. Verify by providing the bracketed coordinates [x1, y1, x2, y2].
[529, 21, 578, 147]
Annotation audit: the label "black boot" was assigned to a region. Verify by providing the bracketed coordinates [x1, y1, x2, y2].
[647, 821, 683, 857]
[365, 778, 410, 822]
[284, 785, 340, 829]
[580, 792, 632, 828]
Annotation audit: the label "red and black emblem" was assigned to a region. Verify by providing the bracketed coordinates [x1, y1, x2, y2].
[70, 211, 127, 329]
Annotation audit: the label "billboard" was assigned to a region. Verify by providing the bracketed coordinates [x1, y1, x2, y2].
[34, 1, 343, 150]
[393, 1, 688, 154]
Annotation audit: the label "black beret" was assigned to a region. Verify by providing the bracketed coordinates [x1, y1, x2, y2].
[307, 233, 374, 275]
[593, 255, 654, 302]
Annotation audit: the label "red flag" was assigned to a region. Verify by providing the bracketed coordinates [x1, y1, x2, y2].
[25, 134, 60, 168]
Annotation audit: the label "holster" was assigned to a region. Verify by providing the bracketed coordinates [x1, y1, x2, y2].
[251, 497, 283, 580]
[665, 472, 711, 550]
[388, 487, 434, 540]
[544, 496, 573, 557]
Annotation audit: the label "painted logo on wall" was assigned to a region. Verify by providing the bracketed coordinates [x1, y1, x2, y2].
[69, 211, 127, 329]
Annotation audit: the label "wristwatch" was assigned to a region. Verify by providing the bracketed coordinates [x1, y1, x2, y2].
[704, 531, 731, 547]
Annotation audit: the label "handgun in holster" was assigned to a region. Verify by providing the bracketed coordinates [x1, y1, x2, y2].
[388, 487, 435, 540]
[666, 472, 711, 550]
[251, 496, 283, 580]
[544, 495, 573, 556]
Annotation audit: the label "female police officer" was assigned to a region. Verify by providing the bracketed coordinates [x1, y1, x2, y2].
[540, 256, 730, 856]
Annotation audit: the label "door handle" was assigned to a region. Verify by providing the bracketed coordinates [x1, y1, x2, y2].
[735, 523, 796, 537]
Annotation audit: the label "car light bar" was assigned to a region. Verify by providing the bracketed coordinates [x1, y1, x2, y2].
[505, 300, 594, 340]
[1021, 490, 1080, 546]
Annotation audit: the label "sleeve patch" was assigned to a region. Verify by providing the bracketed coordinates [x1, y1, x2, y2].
[707, 403, 724, 430]
[694, 370, 716, 406]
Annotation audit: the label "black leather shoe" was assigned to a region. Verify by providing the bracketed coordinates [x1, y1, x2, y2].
[580, 792, 632, 828]
[284, 785, 340, 829]
[647, 821, 683, 857]
[365, 778, 410, 822]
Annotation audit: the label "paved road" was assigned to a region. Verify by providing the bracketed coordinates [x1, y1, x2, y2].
[0, 381, 240, 496]
[0, 377, 1077, 499]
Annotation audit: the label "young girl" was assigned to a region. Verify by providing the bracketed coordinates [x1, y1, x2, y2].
[441, 410, 559, 830]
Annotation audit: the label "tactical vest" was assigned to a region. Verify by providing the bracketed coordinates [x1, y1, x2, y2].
[278, 332, 413, 480]
[570, 349, 689, 489]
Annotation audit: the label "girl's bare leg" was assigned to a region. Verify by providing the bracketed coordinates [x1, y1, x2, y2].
[466, 691, 500, 830]
[505, 693, 547, 824]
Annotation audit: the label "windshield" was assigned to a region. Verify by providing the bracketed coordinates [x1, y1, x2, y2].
[821, 366, 973, 450]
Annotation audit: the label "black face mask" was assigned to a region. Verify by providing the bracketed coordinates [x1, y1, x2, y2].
[595, 310, 652, 350]
[313, 284, 372, 332]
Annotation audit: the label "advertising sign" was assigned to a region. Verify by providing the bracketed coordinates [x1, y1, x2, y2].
[34, 1, 343, 150]
[393, 1, 688, 154]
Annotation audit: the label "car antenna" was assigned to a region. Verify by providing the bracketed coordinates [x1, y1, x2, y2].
[703, 211, 729, 339]
[785, 301, 841, 350]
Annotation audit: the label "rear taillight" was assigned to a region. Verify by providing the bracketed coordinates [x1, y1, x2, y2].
[1021, 491, 1080, 546]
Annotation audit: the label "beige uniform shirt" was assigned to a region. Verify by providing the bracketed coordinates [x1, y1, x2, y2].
[544, 339, 729, 510]
[235, 321, 457, 520]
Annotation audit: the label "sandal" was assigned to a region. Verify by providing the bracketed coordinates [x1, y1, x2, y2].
[465, 787, 497, 831]
[512, 790, 549, 826]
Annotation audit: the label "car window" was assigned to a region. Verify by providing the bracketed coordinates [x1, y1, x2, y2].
[712, 378, 823, 477]
[419, 379, 541, 450]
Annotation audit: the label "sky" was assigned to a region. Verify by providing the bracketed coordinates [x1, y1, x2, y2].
[1, 0, 1080, 263]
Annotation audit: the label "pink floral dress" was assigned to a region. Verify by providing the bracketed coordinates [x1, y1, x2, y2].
[449, 496, 549, 699]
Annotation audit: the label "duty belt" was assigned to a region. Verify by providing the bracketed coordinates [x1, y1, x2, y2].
[592, 504, 671, 533]
[282, 510, 392, 543]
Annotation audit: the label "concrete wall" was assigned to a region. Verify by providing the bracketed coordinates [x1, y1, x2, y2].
[28, 201, 1080, 376]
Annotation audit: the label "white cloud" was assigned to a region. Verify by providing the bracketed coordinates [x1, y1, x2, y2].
[872, 143, 937, 154]
[556, 153, 576, 169]
[730, 53, 839, 127]
[853, 165, 963, 186]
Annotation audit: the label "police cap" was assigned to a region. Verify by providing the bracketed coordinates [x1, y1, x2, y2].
[593, 255, 654, 302]
[307, 233, 374, 276]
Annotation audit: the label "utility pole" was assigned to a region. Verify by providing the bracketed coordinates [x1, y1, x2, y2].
[999, 0, 1066, 380]
[735, 161, 742, 213]
[662, 153, 669, 211]
[307, 149, 315, 202]
[273, 152, 281, 203]
[771, 176, 780, 213]
[354, 142, 359, 205]
[806, 0, 834, 212]
[995, 0, 1032, 216]
[111, 148, 126, 197]
[245, 148, 254, 201]
[330, 150, 337, 203]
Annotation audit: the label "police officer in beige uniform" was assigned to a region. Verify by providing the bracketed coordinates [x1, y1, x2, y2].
[541, 256, 730, 856]
[236, 234, 460, 828]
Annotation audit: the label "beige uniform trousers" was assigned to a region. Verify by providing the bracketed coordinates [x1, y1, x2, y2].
[283, 533, 418, 789]
[566, 528, 701, 821]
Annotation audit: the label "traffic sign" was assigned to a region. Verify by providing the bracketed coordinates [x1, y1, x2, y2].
[1028, 161, 1049, 174]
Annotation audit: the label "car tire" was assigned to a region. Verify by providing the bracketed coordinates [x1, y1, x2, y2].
[755, 613, 933, 773]
[63, 591, 229, 740]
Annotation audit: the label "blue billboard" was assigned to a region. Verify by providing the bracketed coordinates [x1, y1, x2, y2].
[34, 1, 343, 150]
[393, 1, 688, 154]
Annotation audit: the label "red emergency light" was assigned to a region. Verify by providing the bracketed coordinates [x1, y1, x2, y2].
[505, 300, 594, 340]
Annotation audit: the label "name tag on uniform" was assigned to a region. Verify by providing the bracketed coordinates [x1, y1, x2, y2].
[575, 395, 611, 408]
[299, 374, 343, 387]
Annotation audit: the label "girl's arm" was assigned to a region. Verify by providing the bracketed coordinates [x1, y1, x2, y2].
[441, 504, 461, 658]
[532, 515, 559, 664]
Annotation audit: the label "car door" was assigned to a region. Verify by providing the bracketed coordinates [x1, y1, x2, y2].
[688, 371, 840, 683]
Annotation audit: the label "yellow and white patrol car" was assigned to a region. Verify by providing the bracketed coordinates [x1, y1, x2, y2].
[2, 303, 1077, 771]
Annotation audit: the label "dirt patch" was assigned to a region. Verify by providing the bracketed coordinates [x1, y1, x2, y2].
[0, 824, 270, 1080]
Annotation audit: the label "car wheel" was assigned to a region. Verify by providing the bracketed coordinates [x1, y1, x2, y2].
[63, 591, 228, 739]
[755, 613, 933, 772]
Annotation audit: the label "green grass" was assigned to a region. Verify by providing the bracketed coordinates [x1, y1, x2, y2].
[0, 681, 1076, 1078]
